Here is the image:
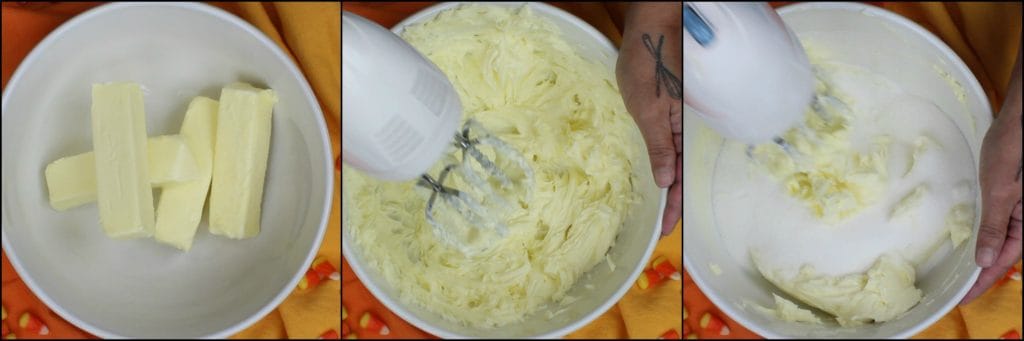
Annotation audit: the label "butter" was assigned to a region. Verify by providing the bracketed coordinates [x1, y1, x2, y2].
[44, 135, 200, 211]
[751, 293, 823, 324]
[709, 262, 723, 275]
[753, 252, 922, 326]
[753, 116, 891, 224]
[44, 152, 97, 211]
[945, 203, 975, 248]
[890, 185, 928, 220]
[148, 135, 200, 186]
[155, 97, 218, 251]
[904, 136, 939, 177]
[208, 83, 277, 239]
[91, 82, 154, 239]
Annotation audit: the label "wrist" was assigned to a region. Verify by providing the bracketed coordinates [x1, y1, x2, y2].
[623, 2, 681, 37]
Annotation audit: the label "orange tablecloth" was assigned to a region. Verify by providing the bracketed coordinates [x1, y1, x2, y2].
[340, 2, 683, 339]
[1, 2, 341, 339]
[684, 2, 1023, 339]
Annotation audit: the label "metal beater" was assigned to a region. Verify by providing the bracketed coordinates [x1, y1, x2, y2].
[416, 119, 534, 253]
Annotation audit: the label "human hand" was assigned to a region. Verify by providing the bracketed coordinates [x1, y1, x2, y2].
[615, 3, 681, 237]
[962, 48, 1022, 304]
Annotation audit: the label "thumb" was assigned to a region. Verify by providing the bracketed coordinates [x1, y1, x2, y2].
[631, 105, 677, 188]
[976, 196, 1014, 267]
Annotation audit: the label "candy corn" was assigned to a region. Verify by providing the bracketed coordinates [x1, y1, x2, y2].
[359, 312, 390, 336]
[1000, 329, 1020, 339]
[313, 257, 341, 281]
[652, 256, 682, 281]
[683, 305, 688, 320]
[1, 305, 5, 321]
[298, 269, 322, 290]
[683, 322, 690, 336]
[636, 268, 665, 289]
[342, 305, 348, 321]
[658, 328, 680, 339]
[699, 312, 729, 336]
[342, 321, 351, 336]
[319, 329, 339, 339]
[686, 332, 698, 339]
[345, 334, 358, 340]
[18, 313, 48, 336]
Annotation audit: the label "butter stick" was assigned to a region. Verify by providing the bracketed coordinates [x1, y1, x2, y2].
[91, 82, 154, 239]
[44, 135, 200, 211]
[155, 97, 218, 251]
[208, 83, 277, 239]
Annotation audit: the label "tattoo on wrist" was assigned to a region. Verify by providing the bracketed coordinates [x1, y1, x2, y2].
[641, 33, 682, 100]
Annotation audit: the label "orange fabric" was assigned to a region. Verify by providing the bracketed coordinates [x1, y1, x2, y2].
[1, 2, 340, 339]
[340, 2, 682, 338]
[684, 2, 1023, 339]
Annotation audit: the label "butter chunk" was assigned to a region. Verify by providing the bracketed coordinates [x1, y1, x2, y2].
[209, 83, 277, 239]
[750, 293, 824, 324]
[945, 203, 975, 248]
[45, 135, 200, 211]
[91, 82, 154, 239]
[155, 97, 218, 251]
[753, 252, 922, 327]
[148, 135, 200, 186]
[890, 184, 928, 220]
[44, 152, 98, 211]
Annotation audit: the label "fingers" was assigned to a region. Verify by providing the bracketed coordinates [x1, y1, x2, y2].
[672, 105, 682, 151]
[961, 259, 1010, 304]
[631, 104, 678, 188]
[662, 154, 682, 236]
[976, 195, 1016, 267]
[962, 201, 1022, 304]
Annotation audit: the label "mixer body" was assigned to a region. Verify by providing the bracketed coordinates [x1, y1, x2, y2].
[342, 10, 462, 180]
[683, 2, 814, 144]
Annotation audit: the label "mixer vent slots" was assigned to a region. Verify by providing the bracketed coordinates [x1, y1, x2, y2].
[378, 115, 423, 164]
[411, 67, 449, 117]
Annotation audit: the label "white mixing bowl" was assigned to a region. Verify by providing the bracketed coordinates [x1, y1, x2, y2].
[683, 2, 991, 338]
[1, 3, 334, 338]
[341, 2, 668, 338]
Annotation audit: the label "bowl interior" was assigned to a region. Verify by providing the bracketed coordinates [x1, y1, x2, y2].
[683, 3, 991, 339]
[342, 2, 666, 338]
[1, 3, 332, 338]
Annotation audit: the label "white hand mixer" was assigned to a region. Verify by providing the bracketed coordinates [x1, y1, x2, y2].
[683, 2, 846, 147]
[342, 11, 533, 253]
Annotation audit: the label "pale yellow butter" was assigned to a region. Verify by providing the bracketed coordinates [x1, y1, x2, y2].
[750, 293, 823, 324]
[208, 83, 277, 239]
[155, 97, 219, 251]
[148, 135, 200, 186]
[890, 184, 928, 220]
[45, 135, 200, 211]
[945, 203, 975, 248]
[904, 136, 940, 177]
[753, 252, 922, 327]
[91, 82, 154, 239]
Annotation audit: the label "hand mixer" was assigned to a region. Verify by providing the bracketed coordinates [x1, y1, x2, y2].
[683, 2, 844, 147]
[342, 11, 533, 253]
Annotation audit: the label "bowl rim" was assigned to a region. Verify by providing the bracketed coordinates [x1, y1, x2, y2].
[0, 2, 334, 338]
[342, 1, 668, 338]
[683, 2, 987, 338]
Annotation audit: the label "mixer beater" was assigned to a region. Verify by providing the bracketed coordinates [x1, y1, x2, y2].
[416, 119, 534, 254]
